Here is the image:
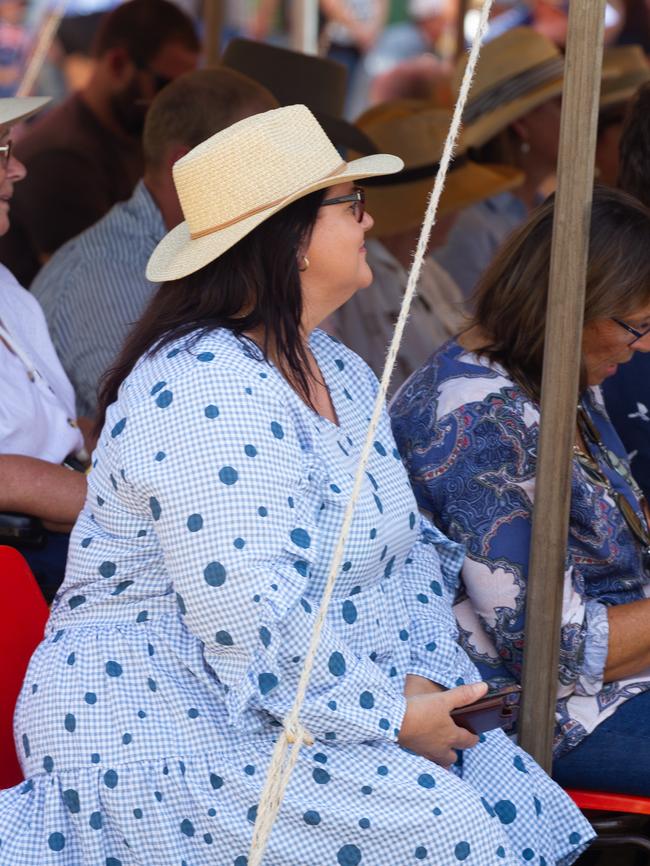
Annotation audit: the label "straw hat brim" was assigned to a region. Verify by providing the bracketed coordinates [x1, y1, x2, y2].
[0, 96, 51, 128]
[460, 77, 564, 149]
[367, 162, 523, 237]
[600, 69, 650, 109]
[147, 153, 403, 282]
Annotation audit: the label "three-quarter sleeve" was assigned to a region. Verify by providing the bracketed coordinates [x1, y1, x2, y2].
[400, 517, 481, 688]
[117, 356, 407, 745]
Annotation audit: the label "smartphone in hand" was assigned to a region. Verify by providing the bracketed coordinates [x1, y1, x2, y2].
[450, 684, 522, 735]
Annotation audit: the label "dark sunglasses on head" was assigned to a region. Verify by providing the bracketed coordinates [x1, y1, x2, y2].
[321, 187, 365, 223]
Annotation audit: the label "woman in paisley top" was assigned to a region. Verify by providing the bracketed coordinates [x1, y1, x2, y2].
[0, 106, 592, 865]
[391, 186, 650, 795]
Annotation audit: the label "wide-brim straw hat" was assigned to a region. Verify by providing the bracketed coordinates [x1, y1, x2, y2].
[146, 104, 403, 283]
[351, 99, 523, 238]
[221, 38, 378, 155]
[0, 96, 50, 127]
[458, 27, 564, 148]
[600, 45, 650, 109]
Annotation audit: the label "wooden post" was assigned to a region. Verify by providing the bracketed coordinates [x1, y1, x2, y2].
[290, 0, 319, 55]
[518, 0, 607, 770]
[203, 0, 224, 67]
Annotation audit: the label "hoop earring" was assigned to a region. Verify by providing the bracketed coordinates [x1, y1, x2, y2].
[298, 256, 310, 272]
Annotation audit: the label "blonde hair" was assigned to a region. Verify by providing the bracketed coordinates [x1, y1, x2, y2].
[472, 185, 650, 400]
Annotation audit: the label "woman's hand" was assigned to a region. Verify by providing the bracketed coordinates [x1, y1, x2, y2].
[398, 681, 488, 768]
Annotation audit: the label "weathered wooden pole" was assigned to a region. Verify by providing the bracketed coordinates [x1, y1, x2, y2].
[203, 0, 224, 67]
[518, 0, 607, 771]
[290, 0, 319, 55]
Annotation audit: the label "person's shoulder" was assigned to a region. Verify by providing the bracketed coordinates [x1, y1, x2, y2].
[0, 263, 39, 312]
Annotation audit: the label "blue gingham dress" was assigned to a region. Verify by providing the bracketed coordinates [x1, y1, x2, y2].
[0, 328, 592, 865]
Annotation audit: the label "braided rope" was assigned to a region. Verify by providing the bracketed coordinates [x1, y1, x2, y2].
[248, 2, 495, 862]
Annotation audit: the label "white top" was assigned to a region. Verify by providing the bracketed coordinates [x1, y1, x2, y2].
[0, 263, 83, 462]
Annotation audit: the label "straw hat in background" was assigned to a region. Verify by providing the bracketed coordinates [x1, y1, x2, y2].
[457, 27, 564, 148]
[351, 99, 523, 238]
[221, 38, 378, 155]
[600, 44, 650, 110]
[0, 96, 50, 127]
[146, 104, 403, 283]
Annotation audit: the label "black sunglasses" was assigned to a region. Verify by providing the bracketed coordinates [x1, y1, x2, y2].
[321, 187, 365, 223]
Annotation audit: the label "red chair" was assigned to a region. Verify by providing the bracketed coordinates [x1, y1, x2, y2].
[566, 788, 650, 856]
[0, 546, 48, 789]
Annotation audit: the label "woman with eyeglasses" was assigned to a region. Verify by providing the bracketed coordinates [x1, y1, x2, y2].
[0, 97, 89, 602]
[0, 105, 591, 866]
[391, 185, 650, 796]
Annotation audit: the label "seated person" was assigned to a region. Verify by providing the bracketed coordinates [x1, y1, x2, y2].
[391, 186, 650, 796]
[602, 80, 650, 499]
[0, 96, 88, 601]
[326, 99, 522, 395]
[31, 67, 277, 418]
[0, 105, 591, 865]
[434, 27, 564, 301]
[0, 0, 199, 287]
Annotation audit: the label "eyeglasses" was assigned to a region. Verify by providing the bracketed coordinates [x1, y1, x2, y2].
[611, 316, 650, 346]
[321, 187, 365, 223]
[576, 404, 650, 567]
[0, 139, 13, 169]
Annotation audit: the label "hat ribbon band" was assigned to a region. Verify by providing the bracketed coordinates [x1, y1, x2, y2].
[189, 161, 348, 240]
[362, 154, 468, 187]
[463, 55, 564, 126]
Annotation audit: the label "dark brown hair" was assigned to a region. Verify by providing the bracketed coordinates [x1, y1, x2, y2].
[96, 189, 325, 430]
[471, 185, 650, 401]
[92, 0, 199, 64]
[618, 81, 650, 207]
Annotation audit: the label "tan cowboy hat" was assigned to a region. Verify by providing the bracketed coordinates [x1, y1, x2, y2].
[601, 45, 650, 110]
[457, 27, 564, 148]
[146, 104, 403, 282]
[352, 99, 523, 238]
[221, 38, 378, 155]
[0, 96, 50, 127]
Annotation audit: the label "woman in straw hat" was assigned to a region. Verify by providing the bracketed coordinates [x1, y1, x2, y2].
[327, 99, 523, 394]
[435, 26, 564, 300]
[0, 96, 90, 601]
[0, 104, 591, 865]
[392, 185, 650, 795]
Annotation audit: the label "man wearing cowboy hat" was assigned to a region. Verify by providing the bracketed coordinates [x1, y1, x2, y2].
[325, 99, 523, 395]
[31, 68, 276, 419]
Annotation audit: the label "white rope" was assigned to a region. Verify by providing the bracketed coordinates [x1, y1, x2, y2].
[249, 2, 495, 862]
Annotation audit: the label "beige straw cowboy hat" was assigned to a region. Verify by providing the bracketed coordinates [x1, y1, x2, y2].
[146, 104, 403, 282]
[352, 99, 523, 238]
[600, 45, 650, 109]
[457, 27, 564, 148]
[0, 96, 50, 127]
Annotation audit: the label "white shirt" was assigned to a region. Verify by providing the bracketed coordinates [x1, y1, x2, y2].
[0, 264, 83, 462]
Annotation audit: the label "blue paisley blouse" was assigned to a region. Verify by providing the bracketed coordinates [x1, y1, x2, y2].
[0, 329, 591, 865]
[390, 339, 650, 758]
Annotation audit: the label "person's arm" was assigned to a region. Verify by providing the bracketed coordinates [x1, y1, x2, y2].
[604, 599, 650, 681]
[320, 0, 387, 51]
[0, 454, 86, 525]
[391, 388, 610, 698]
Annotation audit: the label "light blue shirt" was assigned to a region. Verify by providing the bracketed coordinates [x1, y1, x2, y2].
[434, 191, 528, 302]
[32, 180, 165, 418]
